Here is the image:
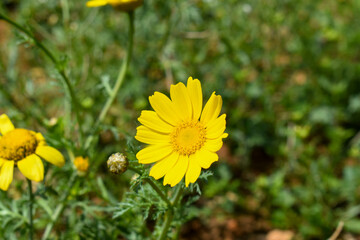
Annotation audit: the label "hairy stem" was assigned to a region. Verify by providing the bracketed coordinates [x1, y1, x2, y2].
[128, 166, 172, 207]
[158, 210, 174, 240]
[171, 184, 184, 205]
[145, 178, 172, 207]
[158, 185, 184, 240]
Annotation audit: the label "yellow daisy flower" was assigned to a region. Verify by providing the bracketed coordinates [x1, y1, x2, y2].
[86, 0, 143, 11]
[0, 114, 65, 191]
[135, 77, 228, 187]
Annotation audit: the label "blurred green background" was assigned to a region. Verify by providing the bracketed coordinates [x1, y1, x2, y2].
[1, 0, 360, 239]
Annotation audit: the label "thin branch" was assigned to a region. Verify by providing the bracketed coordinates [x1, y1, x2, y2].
[328, 221, 344, 240]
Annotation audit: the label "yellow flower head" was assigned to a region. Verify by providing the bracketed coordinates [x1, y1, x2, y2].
[135, 77, 228, 187]
[74, 156, 89, 175]
[0, 114, 65, 191]
[86, 0, 143, 11]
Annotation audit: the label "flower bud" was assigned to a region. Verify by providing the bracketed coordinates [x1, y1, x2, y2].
[107, 153, 128, 175]
[74, 156, 89, 176]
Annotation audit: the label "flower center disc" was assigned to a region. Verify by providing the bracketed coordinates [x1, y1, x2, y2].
[0, 129, 37, 161]
[171, 121, 206, 156]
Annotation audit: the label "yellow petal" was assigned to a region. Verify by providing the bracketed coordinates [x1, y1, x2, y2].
[0, 114, 15, 135]
[185, 155, 201, 187]
[200, 92, 222, 126]
[149, 92, 180, 126]
[86, 0, 108, 7]
[138, 110, 173, 133]
[163, 155, 189, 187]
[195, 148, 218, 169]
[0, 161, 14, 191]
[149, 152, 179, 180]
[35, 132, 47, 146]
[203, 137, 224, 152]
[206, 114, 226, 139]
[36, 146, 65, 167]
[135, 126, 170, 145]
[0, 158, 4, 167]
[170, 82, 193, 121]
[136, 144, 173, 164]
[17, 154, 44, 182]
[187, 77, 203, 120]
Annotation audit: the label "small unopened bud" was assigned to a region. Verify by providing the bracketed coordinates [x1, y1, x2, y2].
[74, 156, 89, 176]
[131, 173, 140, 182]
[107, 153, 128, 175]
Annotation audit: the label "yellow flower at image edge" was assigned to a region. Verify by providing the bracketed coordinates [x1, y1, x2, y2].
[86, 0, 143, 11]
[0, 114, 65, 191]
[135, 77, 228, 187]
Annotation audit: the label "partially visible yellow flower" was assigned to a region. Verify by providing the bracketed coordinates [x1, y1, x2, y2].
[0, 114, 65, 191]
[86, 0, 143, 11]
[74, 156, 89, 175]
[135, 77, 228, 187]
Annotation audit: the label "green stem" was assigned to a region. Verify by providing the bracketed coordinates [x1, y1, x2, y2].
[128, 166, 172, 207]
[158, 210, 174, 240]
[0, 12, 84, 144]
[158, 185, 184, 240]
[84, 11, 135, 151]
[171, 184, 184, 205]
[61, 0, 70, 25]
[27, 179, 34, 240]
[145, 178, 171, 207]
[41, 173, 77, 240]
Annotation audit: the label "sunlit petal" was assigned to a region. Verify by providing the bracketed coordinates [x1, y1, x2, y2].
[86, 0, 108, 7]
[18, 154, 44, 182]
[0, 114, 15, 135]
[36, 146, 65, 167]
[200, 92, 222, 126]
[138, 110, 173, 133]
[136, 144, 173, 164]
[150, 152, 179, 180]
[195, 148, 218, 169]
[170, 82, 193, 121]
[187, 77, 203, 120]
[163, 155, 189, 187]
[0, 161, 14, 191]
[206, 114, 226, 139]
[185, 155, 201, 187]
[135, 126, 170, 145]
[149, 92, 180, 126]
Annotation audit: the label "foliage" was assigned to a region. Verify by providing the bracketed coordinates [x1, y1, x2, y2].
[1, 0, 360, 239]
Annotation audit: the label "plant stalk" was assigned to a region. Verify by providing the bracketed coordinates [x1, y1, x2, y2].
[27, 179, 34, 240]
[84, 11, 135, 151]
[41, 173, 77, 240]
[158, 185, 184, 240]
[0, 13, 84, 144]
[158, 209, 174, 240]
[128, 166, 172, 207]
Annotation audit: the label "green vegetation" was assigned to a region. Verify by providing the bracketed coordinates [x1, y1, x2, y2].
[1, 0, 360, 239]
